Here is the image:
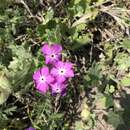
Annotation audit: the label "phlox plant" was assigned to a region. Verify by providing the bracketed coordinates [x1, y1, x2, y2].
[33, 43, 74, 96]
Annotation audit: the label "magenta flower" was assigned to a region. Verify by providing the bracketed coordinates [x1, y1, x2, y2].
[26, 127, 36, 130]
[51, 61, 74, 83]
[50, 82, 67, 96]
[33, 66, 54, 94]
[41, 43, 62, 64]
[33, 42, 75, 96]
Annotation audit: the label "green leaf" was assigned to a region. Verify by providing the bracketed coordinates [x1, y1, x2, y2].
[71, 33, 91, 50]
[0, 0, 8, 9]
[81, 108, 91, 121]
[105, 85, 115, 94]
[92, 0, 106, 5]
[121, 74, 130, 86]
[107, 111, 124, 128]
[83, 62, 102, 87]
[95, 94, 113, 109]
[49, 113, 64, 120]
[74, 0, 81, 4]
[4, 106, 17, 115]
[114, 53, 130, 71]
[123, 38, 130, 48]
[0, 72, 12, 105]
[7, 45, 34, 90]
[72, 8, 99, 27]
[121, 38, 130, 52]
[77, 34, 91, 44]
[44, 8, 54, 24]
[75, 121, 84, 130]
[109, 85, 115, 93]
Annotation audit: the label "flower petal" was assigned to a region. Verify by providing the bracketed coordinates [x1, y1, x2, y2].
[52, 44, 62, 53]
[50, 68, 58, 76]
[26, 127, 36, 130]
[41, 44, 52, 55]
[50, 82, 67, 96]
[46, 75, 55, 84]
[45, 55, 51, 64]
[45, 54, 61, 65]
[33, 69, 41, 80]
[36, 82, 49, 94]
[64, 62, 73, 69]
[66, 69, 74, 78]
[61, 88, 67, 96]
[55, 61, 64, 68]
[51, 83, 62, 94]
[40, 66, 49, 76]
[56, 76, 66, 83]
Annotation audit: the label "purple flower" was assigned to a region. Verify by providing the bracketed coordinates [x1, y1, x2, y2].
[33, 66, 54, 94]
[41, 43, 62, 64]
[50, 82, 67, 96]
[26, 127, 36, 130]
[51, 61, 74, 83]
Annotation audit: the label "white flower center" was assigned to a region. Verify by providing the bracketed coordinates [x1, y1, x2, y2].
[55, 87, 61, 93]
[50, 54, 56, 59]
[39, 76, 46, 83]
[58, 68, 66, 76]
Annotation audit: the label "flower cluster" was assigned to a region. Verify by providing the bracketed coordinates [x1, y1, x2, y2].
[33, 43, 74, 96]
